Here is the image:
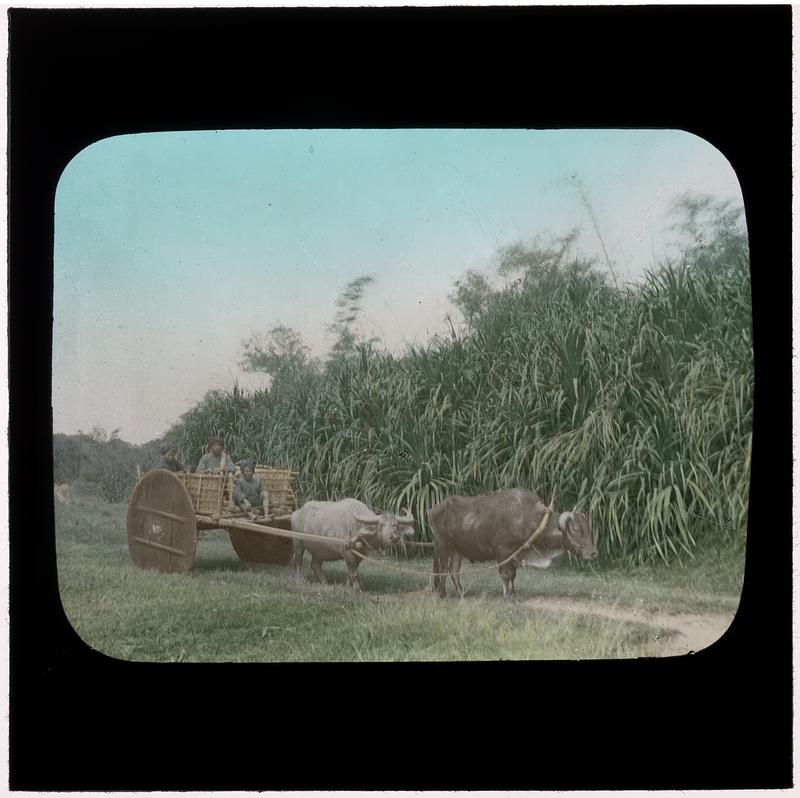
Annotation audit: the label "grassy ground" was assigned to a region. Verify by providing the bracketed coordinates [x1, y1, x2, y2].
[55, 488, 745, 663]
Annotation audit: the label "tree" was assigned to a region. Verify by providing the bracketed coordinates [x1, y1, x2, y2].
[240, 325, 312, 384]
[668, 192, 748, 276]
[448, 230, 607, 330]
[448, 269, 494, 328]
[564, 174, 620, 290]
[495, 229, 600, 297]
[327, 275, 378, 364]
[88, 425, 108, 443]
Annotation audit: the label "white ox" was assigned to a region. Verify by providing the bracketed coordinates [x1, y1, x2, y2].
[291, 499, 415, 591]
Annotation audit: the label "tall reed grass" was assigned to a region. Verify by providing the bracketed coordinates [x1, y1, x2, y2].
[168, 255, 752, 566]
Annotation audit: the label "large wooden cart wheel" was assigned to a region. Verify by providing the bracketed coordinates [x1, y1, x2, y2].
[228, 516, 294, 567]
[127, 470, 198, 573]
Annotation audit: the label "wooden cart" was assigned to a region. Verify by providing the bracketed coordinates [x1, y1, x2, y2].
[126, 466, 300, 573]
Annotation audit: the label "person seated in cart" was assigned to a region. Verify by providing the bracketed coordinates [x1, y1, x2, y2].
[233, 459, 271, 520]
[160, 443, 184, 472]
[196, 435, 236, 474]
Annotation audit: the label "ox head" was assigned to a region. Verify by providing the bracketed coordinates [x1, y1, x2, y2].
[558, 511, 598, 561]
[354, 508, 416, 548]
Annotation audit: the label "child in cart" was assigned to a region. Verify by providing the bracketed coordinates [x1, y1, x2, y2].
[233, 460, 272, 521]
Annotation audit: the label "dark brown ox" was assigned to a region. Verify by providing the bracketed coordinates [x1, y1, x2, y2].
[429, 488, 598, 601]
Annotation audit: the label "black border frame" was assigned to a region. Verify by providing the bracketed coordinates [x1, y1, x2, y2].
[8, 5, 792, 790]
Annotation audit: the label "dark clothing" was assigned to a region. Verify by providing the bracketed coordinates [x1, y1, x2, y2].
[234, 476, 265, 508]
[161, 457, 184, 472]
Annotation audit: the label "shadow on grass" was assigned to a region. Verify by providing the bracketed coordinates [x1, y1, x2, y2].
[191, 558, 246, 573]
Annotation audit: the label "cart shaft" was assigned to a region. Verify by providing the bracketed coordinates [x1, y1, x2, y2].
[196, 515, 347, 547]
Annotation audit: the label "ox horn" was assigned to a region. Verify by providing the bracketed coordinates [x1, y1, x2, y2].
[354, 513, 381, 526]
[397, 508, 415, 526]
[558, 511, 574, 531]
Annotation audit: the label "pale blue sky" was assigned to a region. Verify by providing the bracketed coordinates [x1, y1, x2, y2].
[53, 129, 743, 444]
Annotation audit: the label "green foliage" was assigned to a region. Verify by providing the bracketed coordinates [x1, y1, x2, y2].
[53, 434, 165, 502]
[52, 434, 83, 482]
[166, 200, 751, 566]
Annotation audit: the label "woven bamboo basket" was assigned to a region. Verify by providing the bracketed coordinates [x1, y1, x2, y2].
[252, 466, 298, 517]
[175, 467, 298, 518]
[176, 472, 229, 516]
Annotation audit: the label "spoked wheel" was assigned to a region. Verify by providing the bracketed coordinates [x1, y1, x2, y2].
[127, 470, 198, 573]
[228, 516, 294, 567]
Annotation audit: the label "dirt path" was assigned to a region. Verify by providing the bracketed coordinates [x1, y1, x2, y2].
[520, 596, 736, 656]
[390, 588, 735, 656]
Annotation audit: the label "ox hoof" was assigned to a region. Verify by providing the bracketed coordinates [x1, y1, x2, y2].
[503, 594, 517, 603]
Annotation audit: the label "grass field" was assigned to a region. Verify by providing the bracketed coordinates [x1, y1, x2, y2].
[55, 488, 745, 663]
